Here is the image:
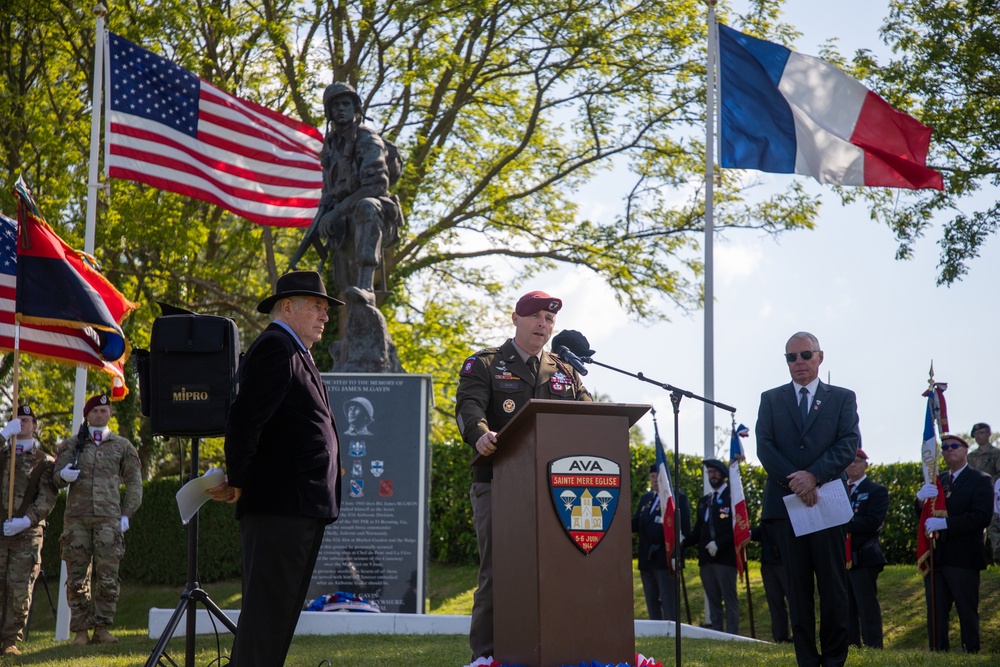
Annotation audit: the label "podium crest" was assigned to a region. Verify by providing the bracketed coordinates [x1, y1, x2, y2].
[548, 456, 621, 554]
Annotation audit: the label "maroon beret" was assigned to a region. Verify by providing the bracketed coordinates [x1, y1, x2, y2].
[940, 433, 969, 448]
[855, 448, 868, 460]
[515, 291, 562, 317]
[83, 394, 110, 418]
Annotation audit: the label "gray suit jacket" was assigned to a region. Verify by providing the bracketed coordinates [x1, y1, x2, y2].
[755, 381, 860, 520]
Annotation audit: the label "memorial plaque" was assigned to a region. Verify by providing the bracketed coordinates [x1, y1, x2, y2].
[307, 373, 432, 613]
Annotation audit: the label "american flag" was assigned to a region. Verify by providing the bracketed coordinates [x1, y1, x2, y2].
[105, 32, 324, 227]
[0, 213, 128, 397]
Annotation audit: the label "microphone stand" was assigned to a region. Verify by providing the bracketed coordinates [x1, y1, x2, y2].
[579, 355, 735, 667]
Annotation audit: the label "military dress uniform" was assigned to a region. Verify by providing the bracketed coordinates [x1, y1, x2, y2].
[53, 429, 142, 633]
[0, 437, 57, 652]
[456, 338, 591, 659]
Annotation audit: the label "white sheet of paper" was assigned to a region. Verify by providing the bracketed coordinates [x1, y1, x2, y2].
[175, 468, 226, 525]
[783, 481, 853, 537]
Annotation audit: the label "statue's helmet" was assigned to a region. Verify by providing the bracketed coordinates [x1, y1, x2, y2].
[323, 82, 362, 115]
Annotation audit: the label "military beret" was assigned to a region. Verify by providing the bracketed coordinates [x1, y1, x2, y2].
[83, 394, 110, 418]
[702, 458, 729, 477]
[515, 291, 562, 317]
[16, 404, 33, 418]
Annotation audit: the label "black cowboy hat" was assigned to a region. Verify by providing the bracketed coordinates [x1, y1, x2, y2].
[257, 271, 345, 314]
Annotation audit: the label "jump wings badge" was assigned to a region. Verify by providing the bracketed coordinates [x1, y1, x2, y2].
[548, 456, 621, 554]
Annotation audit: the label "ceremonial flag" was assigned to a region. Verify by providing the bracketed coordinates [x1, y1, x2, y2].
[0, 213, 128, 398]
[654, 430, 677, 572]
[105, 32, 324, 227]
[717, 23, 944, 190]
[729, 423, 751, 576]
[14, 180, 136, 365]
[916, 383, 948, 576]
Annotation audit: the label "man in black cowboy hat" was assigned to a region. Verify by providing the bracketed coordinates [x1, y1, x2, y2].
[314, 81, 402, 294]
[692, 458, 739, 634]
[209, 270, 344, 667]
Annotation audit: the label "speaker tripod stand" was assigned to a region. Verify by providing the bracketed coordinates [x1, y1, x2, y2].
[146, 437, 237, 667]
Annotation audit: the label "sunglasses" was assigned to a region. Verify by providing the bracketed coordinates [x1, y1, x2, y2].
[941, 443, 965, 451]
[784, 350, 820, 363]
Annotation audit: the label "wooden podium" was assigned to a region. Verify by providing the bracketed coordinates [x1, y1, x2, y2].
[475, 399, 649, 667]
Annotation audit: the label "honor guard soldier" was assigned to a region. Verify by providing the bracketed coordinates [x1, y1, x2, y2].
[455, 290, 592, 662]
[0, 405, 58, 655]
[53, 394, 142, 645]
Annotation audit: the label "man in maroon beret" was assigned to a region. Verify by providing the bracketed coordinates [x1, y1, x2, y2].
[455, 289, 591, 662]
[53, 394, 142, 645]
[0, 404, 58, 655]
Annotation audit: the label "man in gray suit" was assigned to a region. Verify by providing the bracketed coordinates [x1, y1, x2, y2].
[756, 332, 859, 667]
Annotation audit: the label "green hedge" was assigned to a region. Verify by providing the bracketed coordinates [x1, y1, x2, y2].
[40, 444, 930, 584]
[42, 477, 242, 584]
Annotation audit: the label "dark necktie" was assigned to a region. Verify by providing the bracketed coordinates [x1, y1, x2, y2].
[528, 356, 540, 384]
[848, 483, 856, 499]
[708, 492, 718, 540]
[799, 386, 810, 421]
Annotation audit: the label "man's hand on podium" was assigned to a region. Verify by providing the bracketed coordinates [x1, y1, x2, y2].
[475, 431, 498, 457]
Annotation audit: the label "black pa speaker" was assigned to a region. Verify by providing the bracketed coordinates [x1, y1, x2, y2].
[145, 314, 241, 438]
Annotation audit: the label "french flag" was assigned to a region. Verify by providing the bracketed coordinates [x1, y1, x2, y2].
[654, 431, 677, 573]
[729, 423, 751, 576]
[718, 23, 944, 191]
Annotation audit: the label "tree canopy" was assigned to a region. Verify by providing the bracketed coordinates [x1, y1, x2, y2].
[0, 0, 820, 474]
[848, 0, 1000, 284]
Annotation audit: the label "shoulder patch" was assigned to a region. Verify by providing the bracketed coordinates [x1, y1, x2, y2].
[461, 356, 477, 375]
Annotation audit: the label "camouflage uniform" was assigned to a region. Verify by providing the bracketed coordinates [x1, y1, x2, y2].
[0, 441, 57, 647]
[967, 444, 1000, 561]
[53, 431, 142, 632]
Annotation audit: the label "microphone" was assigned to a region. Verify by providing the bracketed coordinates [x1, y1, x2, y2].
[554, 345, 589, 376]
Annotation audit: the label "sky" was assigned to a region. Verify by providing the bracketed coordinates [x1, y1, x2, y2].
[536, 0, 1000, 467]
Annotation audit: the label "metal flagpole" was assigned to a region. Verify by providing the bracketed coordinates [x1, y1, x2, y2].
[56, 1, 109, 643]
[702, 0, 719, 629]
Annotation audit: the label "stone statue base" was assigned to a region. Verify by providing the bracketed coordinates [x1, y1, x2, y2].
[330, 287, 404, 373]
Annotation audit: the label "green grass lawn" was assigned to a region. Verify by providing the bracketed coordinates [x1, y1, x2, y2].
[9, 563, 999, 666]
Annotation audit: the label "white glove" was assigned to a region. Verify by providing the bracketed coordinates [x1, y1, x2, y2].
[0, 419, 21, 440]
[120, 516, 130, 533]
[925, 517, 947, 534]
[707, 540, 719, 557]
[2, 516, 31, 536]
[916, 483, 939, 501]
[59, 465, 81, 483]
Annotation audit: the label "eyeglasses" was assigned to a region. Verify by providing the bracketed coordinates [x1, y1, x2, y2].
[941, 443, 965, 451]
[784, 350, 820, 363]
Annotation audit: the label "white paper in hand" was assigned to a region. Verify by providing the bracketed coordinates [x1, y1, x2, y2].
[175, 468, 226, 525]
[782, 482, 854, 537]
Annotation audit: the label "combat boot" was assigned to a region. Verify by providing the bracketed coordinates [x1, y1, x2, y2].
[72, 630, 90, 645]
[91, 626, 119, 644]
